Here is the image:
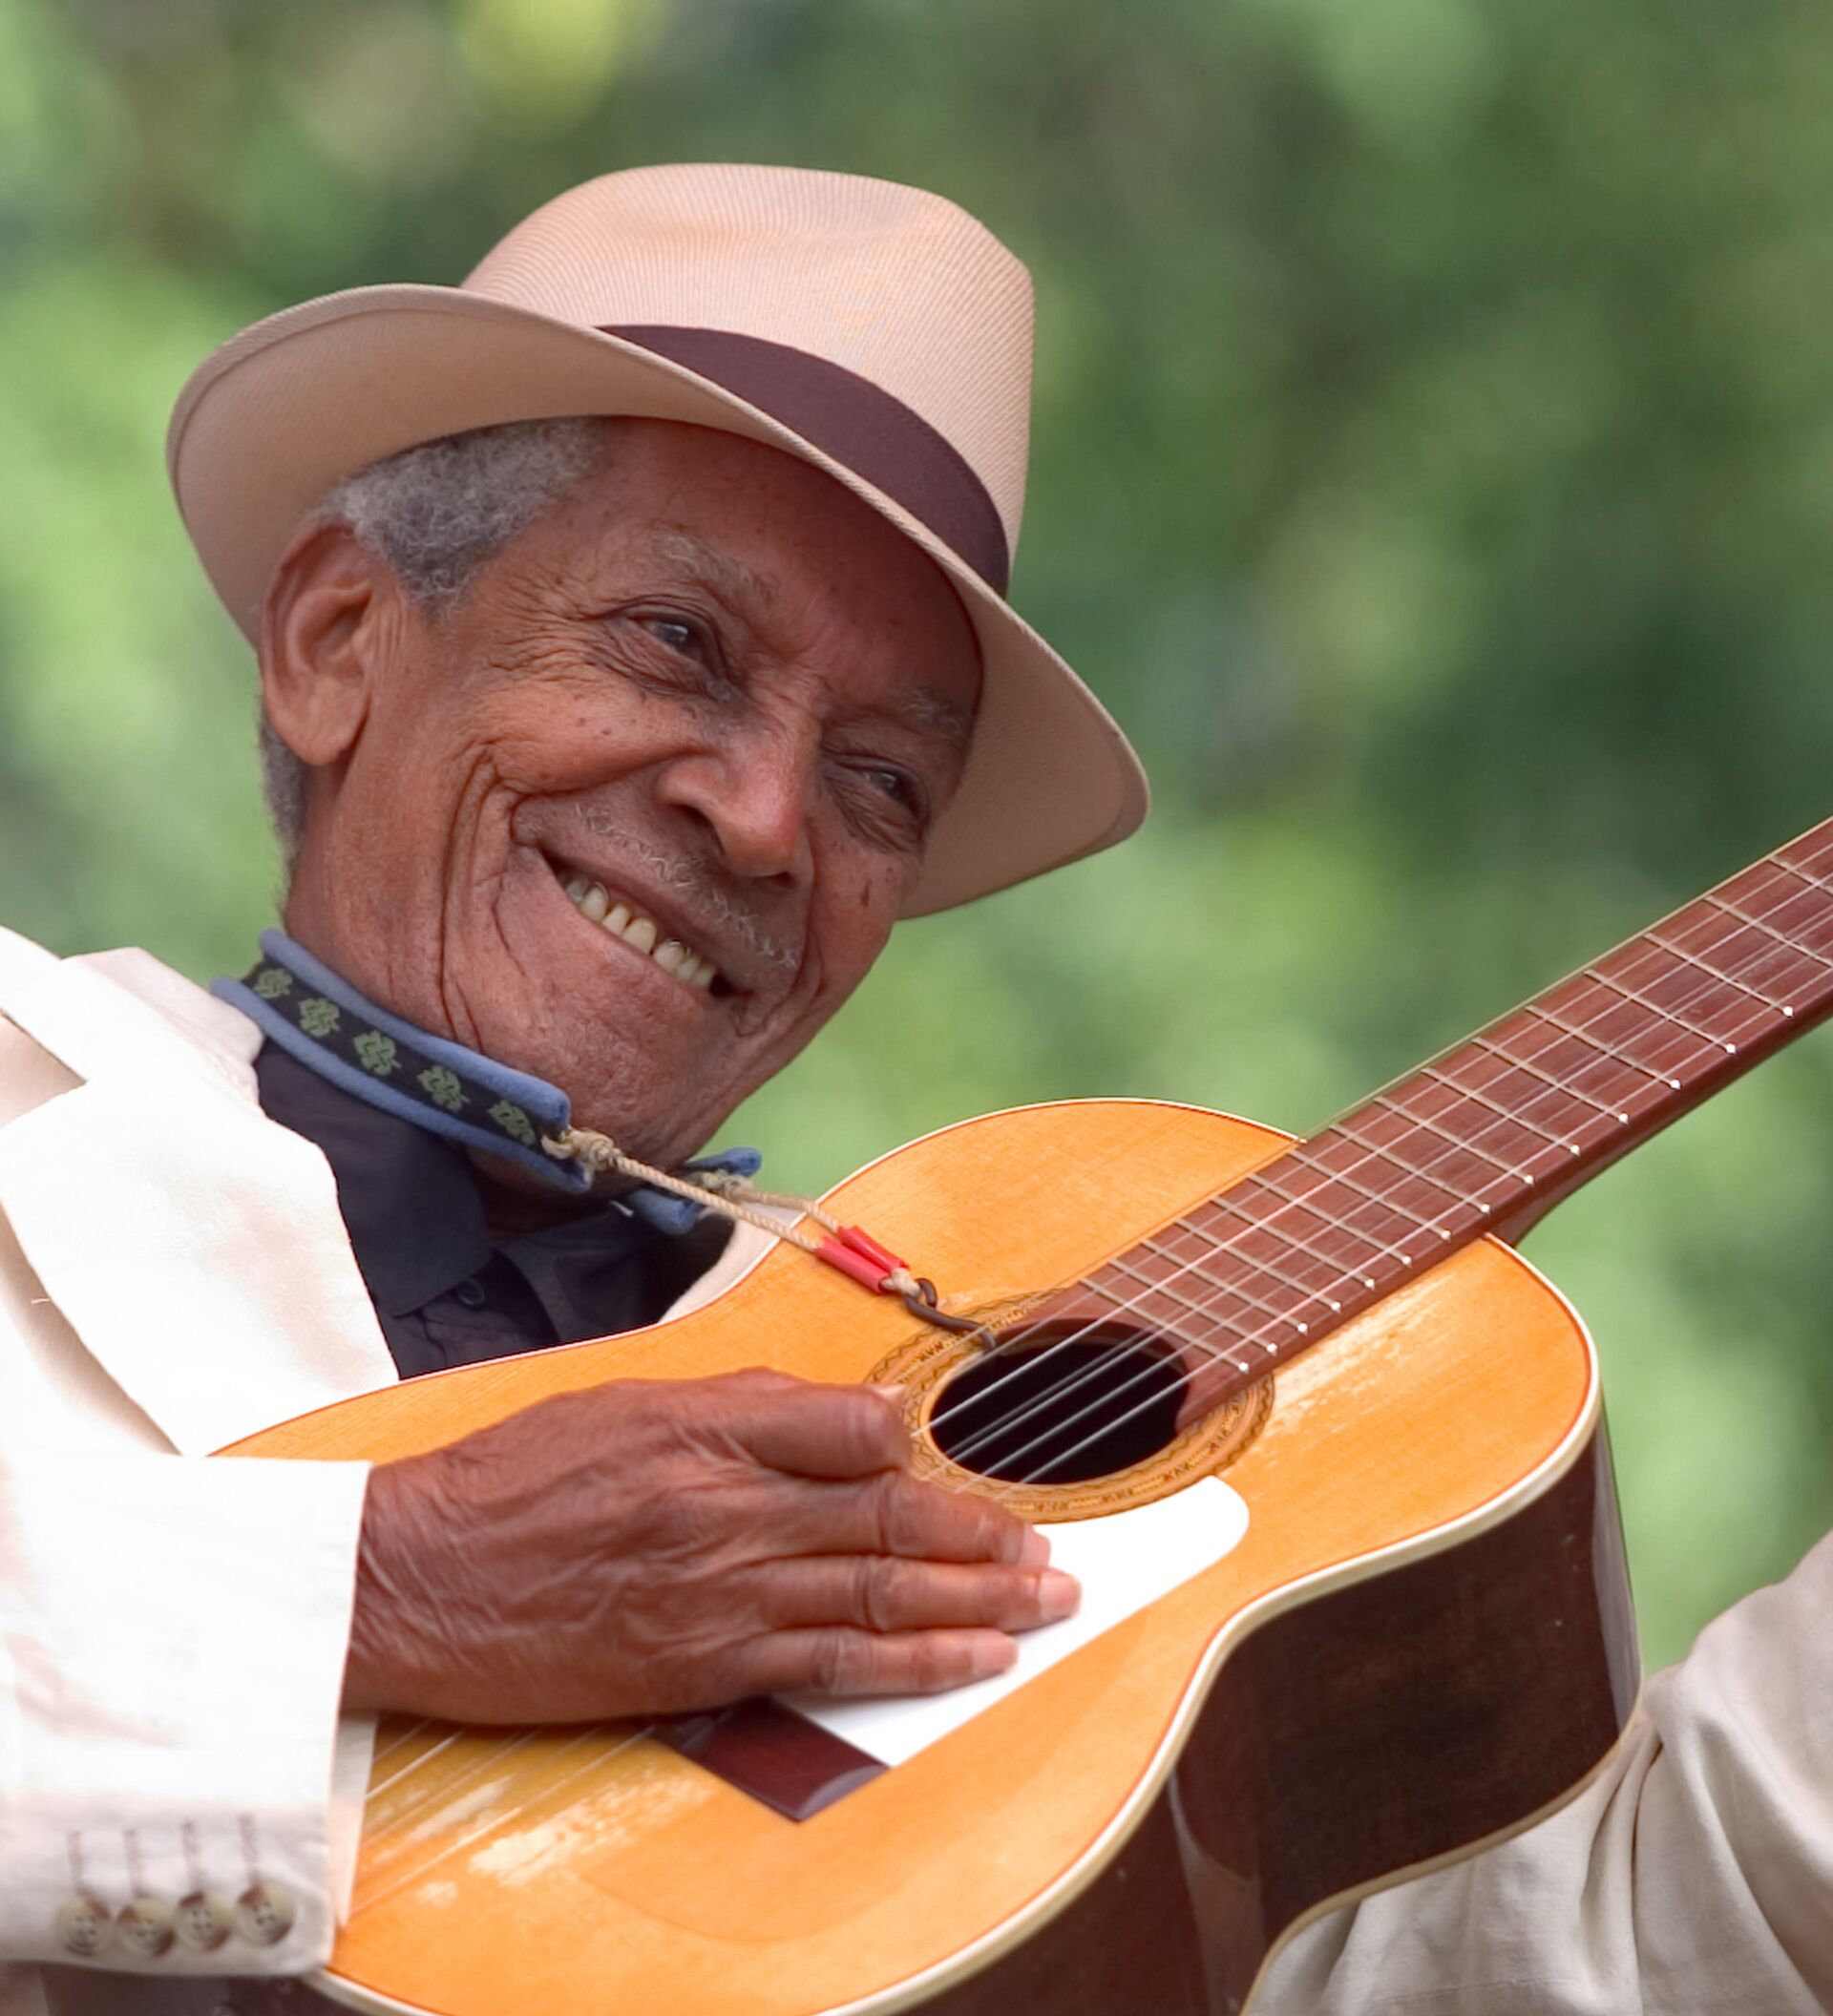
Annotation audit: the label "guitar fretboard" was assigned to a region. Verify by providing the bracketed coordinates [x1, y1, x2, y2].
[1069, 817, 1833, 1407]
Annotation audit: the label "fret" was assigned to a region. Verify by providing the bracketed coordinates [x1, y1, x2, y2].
[1318, 1123, 1495, 1216]
[1107, 1244, 1312, 1340]
[1670, 894, 1815, 982]
[1187, 1204, 1368, 1299]
[1702, 892, 1824, 986]
[1417, 1062, 1570, 1160]
[1290, 1144, 1460, 1233]
[1103, 1254, 1306, 1360]
[1001, 816, 1833, 1439]
[1370, 1090, 1529, 1182]
[1702, 872, 1833, 986]
[1144, 1228, 1342, 1319]
[1767, 853, 1833, 900]
[1515, 1002, 1648, 1107]
[1584, 962, 1739, 1056]
[1075, 1269, 1258, 1373]
[1237, 1167, 1407, 1280]
[1645, 922, 1798, 1015]
[1278, 1148, 1451, 1257]
[1466, 1035, 1618, 1132]
[1168, 1215, 1346, 1311]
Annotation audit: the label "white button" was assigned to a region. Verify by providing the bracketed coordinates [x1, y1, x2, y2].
[235, 1880, 297, 1945]
[116, 1894, 176, 1959]
[55, 1893, 113, 1958]
[175, 1889, 236, 1951]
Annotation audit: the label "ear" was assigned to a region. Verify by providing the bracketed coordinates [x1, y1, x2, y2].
[257, 521, 404, 767]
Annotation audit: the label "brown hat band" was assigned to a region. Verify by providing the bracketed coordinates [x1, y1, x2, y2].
[604, 325, 1011, 596]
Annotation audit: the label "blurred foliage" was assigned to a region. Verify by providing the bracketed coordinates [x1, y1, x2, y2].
[6, 0, 1833, 1668]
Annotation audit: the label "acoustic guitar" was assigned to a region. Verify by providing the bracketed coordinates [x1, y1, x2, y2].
[225, 816, 1833, 2016]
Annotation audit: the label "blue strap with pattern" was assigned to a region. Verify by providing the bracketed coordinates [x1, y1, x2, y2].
[212, 930, 758, 1227]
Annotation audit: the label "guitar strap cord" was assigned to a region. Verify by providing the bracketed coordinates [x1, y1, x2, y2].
[543, 1126, 982, 1333]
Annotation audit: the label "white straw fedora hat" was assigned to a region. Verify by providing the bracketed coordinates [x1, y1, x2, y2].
[167, 163, 1148, 914]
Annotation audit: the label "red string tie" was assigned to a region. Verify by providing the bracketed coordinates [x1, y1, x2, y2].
[815, 1225, 911, 1293]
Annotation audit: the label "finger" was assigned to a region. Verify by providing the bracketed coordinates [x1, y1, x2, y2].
[750, 1469, 1049, 1567]
[735, 1627, 1021, 1699]
[710, 1382, 911, 1481]
[749, 1556, 1081, 1635]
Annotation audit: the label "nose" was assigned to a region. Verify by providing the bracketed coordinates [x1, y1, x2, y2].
[656, 723, 816, 888]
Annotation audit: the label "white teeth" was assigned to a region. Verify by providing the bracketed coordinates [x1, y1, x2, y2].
[558, 869, 721, 992]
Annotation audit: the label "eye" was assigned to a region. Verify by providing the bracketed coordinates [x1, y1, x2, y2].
[830, 755, 931, 848]
[644, 615, 703, 658]
[867, 765, 923, 811]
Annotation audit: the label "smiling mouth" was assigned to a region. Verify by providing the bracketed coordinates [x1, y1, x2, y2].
[549, 861, 727, 994]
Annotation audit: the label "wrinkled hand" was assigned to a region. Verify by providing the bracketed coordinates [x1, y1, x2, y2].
[343, 1369, 1078, 1722]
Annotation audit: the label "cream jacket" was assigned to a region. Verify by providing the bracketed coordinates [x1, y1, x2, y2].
[4, 927, 1832, 2014]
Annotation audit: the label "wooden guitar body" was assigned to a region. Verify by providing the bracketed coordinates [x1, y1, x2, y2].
[227, 1098, 1639, 2016]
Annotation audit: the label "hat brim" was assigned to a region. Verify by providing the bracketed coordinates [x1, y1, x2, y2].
[166, 286, 1148, 915]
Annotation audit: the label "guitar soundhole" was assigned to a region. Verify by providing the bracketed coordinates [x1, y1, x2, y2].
[928, 1321, 1184, 1484]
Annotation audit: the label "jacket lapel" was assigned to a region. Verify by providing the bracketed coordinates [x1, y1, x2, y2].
[0, 931, 395, 1454]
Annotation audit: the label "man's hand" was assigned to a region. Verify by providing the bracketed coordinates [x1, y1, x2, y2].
[343, 1369, 1078, 1722]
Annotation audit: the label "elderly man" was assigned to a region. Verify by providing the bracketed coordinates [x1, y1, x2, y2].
[6, 162, 1833, 2016]
[0, 164, 1149, 2011]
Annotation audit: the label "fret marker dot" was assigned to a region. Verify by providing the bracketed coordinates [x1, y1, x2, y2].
[1296, 1322, 1309, 1334]
[1399, 1253, 1411, 1264]
[1362, 1276, 1376, 1288]
[1618, 1113, 1630, 1124]
[1668, 1079, 1680, 1089]
[1523, 1173, 1535, 1185]
[1478, 1204, 1490, 1214]
[1326, 1299, 1341, 1311]
[1723, 1043, 1737, 1054]
[1783, 1006, 1795, 1017]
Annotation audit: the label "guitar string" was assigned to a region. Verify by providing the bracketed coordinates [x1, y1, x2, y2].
[978, 861, 1833, 1486]
[356, 837, 1833, 1831]
[355, 1724, 659, 1911]
[331, 830, 1833, 1481]
[940, 865, 1833, 1459]
[368, 1718, 435, 1768]
[347, 834, 1830, 1846]
[937, 842, 1833, 1483]
[366, 1728, 462, 1799]
[941, 835, 1833, 1439]
[970, 914, 1833, 1494]
[361, 1726, 549, 1838]
[946, 851, 1833, 1484]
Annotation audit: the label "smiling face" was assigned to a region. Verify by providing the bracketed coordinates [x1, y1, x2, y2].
[263, 420, 982, 1172]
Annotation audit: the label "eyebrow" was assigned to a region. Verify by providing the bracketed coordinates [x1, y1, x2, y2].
[650, 526, 779, 613]
[651, 523, 977, 746]
[890, 682, 977, 746]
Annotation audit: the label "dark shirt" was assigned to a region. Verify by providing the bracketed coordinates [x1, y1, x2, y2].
[255, 1044, 730, 1378]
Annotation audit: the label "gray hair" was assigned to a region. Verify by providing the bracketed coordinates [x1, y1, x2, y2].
[258, 416, 615, 871]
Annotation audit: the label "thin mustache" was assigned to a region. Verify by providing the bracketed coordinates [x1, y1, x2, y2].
[578, 819, 800, 976]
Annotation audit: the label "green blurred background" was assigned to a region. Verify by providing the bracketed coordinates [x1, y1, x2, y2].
[7, 0, 1833, 1669]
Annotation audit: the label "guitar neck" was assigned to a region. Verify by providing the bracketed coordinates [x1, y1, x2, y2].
[1083, 816, 1833, 1400]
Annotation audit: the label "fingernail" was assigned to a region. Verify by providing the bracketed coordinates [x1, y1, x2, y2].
[969, 1634, 1019, 1681]
[871, 1383, 905, 1406]
[1039, 1569, 1081, 1621]
[1018, 1526, 1051, 1566]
